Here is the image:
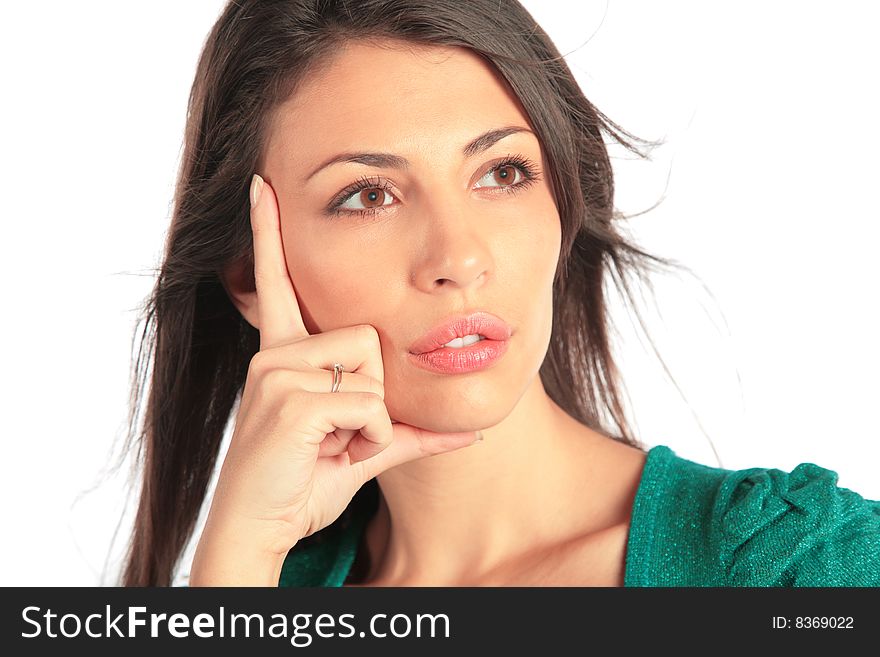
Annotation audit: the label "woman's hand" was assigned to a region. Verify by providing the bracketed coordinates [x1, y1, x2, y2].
[189, 174, 481, 585]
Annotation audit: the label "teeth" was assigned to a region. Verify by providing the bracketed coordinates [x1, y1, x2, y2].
[443, 334, 486, 349]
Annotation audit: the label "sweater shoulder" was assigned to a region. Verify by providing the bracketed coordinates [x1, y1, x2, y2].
[627, 446, 880, 586]
[712, 456, 880, 585]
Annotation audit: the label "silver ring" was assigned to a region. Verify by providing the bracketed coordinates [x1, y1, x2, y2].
[330, 363, 344, 393]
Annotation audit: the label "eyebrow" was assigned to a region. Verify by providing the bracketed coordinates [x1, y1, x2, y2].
[304, 125, 536, 182]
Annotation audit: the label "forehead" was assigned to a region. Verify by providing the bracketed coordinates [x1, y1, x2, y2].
[263, 40, 533, 175]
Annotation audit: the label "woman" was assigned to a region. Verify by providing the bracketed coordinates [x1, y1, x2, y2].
[120, 0, 880, 587]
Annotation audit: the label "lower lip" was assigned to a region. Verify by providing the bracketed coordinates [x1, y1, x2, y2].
[408, 338, 510, 374]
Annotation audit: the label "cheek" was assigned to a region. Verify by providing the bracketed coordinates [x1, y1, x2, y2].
[532, 204, 563, 283]
[523, 223, 560, 322]
[534, 216, 562, 276]
[283, 235, 391, 333]
[500, 206, 561, 283]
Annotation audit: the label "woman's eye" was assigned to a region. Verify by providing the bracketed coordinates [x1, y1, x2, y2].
[329, 158, 537, 218]
[337, 186, 397, 212]
[474, 163, 525, 189]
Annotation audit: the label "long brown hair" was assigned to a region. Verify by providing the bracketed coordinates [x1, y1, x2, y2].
[119, 0, 686, 586]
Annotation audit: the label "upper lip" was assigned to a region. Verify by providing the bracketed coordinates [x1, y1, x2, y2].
[408, 311, 512, 355]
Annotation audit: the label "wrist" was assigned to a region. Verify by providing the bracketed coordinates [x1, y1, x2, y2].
[189, 525, 291, 587]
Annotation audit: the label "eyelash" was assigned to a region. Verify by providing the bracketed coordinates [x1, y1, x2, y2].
[326, 153, 542, 220]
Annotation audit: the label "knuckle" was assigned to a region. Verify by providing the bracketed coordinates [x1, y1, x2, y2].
[357, 391, 385, 412]
[260, 367, 291, 392]
[248, 368, 287, 409]
[355, 323, 381, 348]
[248, 350, 270, 376]
[367, 376, 386, 400]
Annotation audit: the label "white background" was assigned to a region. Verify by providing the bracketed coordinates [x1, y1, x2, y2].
[1, 1, 877, 586]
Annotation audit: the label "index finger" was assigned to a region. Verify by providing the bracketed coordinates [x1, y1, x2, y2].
[249, 173, 309, 349]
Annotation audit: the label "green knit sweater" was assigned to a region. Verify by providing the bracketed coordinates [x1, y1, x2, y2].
[277, 444, 880, 586]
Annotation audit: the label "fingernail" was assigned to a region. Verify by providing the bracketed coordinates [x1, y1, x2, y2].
[249, 173, 264, 208]
[474, 430, 484, 442]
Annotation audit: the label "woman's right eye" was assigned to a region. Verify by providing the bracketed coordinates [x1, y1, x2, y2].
[336, 185, 398, 213]
[327, 176, 399, 218]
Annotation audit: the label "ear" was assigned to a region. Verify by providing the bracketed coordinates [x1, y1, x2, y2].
[220, 255, 260, 330]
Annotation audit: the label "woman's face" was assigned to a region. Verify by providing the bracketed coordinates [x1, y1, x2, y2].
[261, 40, 561, 432]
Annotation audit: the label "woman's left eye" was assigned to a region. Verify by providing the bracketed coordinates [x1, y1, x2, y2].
[474, 163, 526, 189]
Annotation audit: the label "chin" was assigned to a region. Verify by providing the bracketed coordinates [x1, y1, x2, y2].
[386, 383, 517, 434]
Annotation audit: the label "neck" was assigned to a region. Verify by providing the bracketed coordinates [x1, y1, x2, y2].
[363, 375, 628, 585]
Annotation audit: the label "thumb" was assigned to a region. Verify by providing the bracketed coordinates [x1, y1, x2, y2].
[355, 423, 483, 483]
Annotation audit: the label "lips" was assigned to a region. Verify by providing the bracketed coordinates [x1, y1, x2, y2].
[408, 311, 512, 355]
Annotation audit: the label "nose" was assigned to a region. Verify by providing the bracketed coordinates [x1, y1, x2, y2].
[410, 195, 493, 293]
